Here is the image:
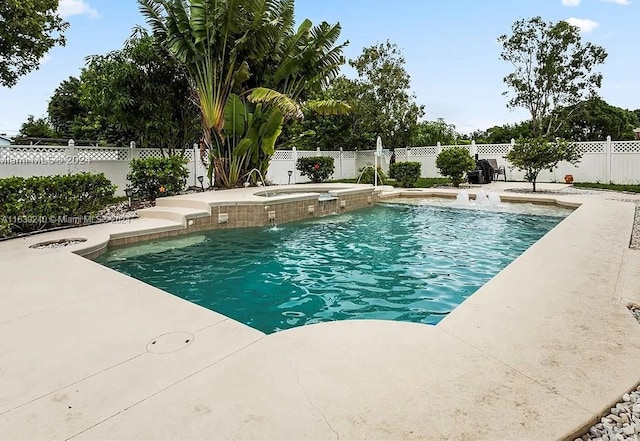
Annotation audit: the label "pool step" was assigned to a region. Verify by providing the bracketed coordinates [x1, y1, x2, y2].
[138, 206, 210, 228]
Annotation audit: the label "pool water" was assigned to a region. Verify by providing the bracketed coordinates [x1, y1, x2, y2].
[97, 201, 569, 334]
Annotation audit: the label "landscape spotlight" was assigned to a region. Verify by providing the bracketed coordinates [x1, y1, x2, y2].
[124, 188, 134, 210]
[197, 175, 204, 191]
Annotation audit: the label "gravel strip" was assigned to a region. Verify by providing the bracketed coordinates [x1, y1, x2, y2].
[30, 239, 87, 249]
[632, 204, 640, 251]
[576, 305, 640, 441]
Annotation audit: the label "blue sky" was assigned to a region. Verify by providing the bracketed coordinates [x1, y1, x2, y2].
[0, 0, 638, 138]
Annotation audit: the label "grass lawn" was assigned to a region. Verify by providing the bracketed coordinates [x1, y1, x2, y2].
[574, 182, 640, 193]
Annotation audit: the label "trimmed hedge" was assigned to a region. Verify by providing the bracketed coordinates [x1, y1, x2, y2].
[0, 173, 116, 237]
[127, 156, 189, 199]
[389, 162, 421, 188]
[296, 156, 335, 183]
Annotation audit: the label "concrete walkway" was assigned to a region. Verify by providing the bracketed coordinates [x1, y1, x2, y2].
[1, 183, 640, 440]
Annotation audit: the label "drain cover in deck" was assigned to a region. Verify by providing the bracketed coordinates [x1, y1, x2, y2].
[147, 332, 194, 354]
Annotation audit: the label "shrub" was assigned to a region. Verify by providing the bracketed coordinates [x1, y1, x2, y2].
[389, 162, 421, 188]
[296, 156, 335, 183]
[436, 147, 475, 187]
[357, 166, 387, 185]
[0, 173, 116, 236]
[127, 155, 189, 199]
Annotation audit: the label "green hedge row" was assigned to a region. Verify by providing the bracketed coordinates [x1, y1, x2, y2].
[0, 173, 116, 237]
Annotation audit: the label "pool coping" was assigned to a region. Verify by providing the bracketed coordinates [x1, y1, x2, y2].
[1, 182, 640, 440]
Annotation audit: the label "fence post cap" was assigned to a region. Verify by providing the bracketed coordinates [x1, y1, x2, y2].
[68, 139, 75, 146]
[130, 141, 136, 149]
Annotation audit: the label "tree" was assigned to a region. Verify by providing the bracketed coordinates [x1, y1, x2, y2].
[554, 97, 639, 141]
[349, 41, 424, 148]
[283, 42, 424, 151]
[469, 121, 534, 144]
[18, 115, 55, 138]
[79, 30, 200, 150]
[280, 76, 370, 151]
[139, 0, 348, 187]
[47, 76, 84, 137]
[411, 119, 459, 146]
[505, 138, 581, 192]
[0, 0, 68, 87]
[435, 147, 475, 187]
[498, 17, 607, 138]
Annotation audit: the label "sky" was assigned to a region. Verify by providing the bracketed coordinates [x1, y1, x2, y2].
[0, 0, 638, 138]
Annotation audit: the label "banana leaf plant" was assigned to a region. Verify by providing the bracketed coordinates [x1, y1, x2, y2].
[139, 0, 350, 188]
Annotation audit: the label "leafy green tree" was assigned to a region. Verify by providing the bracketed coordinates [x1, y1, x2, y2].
[281, 76, 370, 151]
[470, 121, 535, 144]
[505, 138, 581, 192]
[283, 42, 423, 151]
[79, 30, 200, 151]
[411, 119, 459, 146]
[47, 76, 84, 138]
[349, 41, 424, 148]
[0, 0, 68, 87]
[554, 97, 639, 141]
[498, 17, 607, 137]
[435, 147, 475, 187]
[18, 115, 55, 138]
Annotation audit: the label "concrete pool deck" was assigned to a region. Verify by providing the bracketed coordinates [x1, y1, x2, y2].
[1, 182, 640, 440]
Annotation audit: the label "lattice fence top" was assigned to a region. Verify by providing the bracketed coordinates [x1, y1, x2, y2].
[297, 150, 326, 158]
[77, 147, 130, 161]
[576, 142, 606, 154]
[321, 151, 341, 159]
[1, 146, 67, 161]
[272, 150, 293, 160]
[477, 144, 511, 155]
[357, 151, 375, 159]
[440, 145, 471, 152]
[342, 151, 356, 159]
[613, 141, 640, 153]
[408, 146, 437, 156]
[137, 149, 164, 160]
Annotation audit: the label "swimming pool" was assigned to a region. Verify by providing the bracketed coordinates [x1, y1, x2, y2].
[97, 200, 571, 333]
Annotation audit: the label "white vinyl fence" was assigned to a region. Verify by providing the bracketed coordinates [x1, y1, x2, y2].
[271, 138, 640, 185]
[1, 137, 640, 195]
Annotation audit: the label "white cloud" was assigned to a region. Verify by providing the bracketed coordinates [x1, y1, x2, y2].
[562, 0, 582, 6]
[58, 0, 100, 19]
[600, 0, 631, 4]
[566, 17, 600, 33]
[41, 54, 52, 64]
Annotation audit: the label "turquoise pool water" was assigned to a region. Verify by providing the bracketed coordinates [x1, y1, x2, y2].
[97, 201, 569, 334]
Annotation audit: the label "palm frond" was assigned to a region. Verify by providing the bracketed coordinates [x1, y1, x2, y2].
[306, 99, 352, 116]
[246, 87, 303, 119]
